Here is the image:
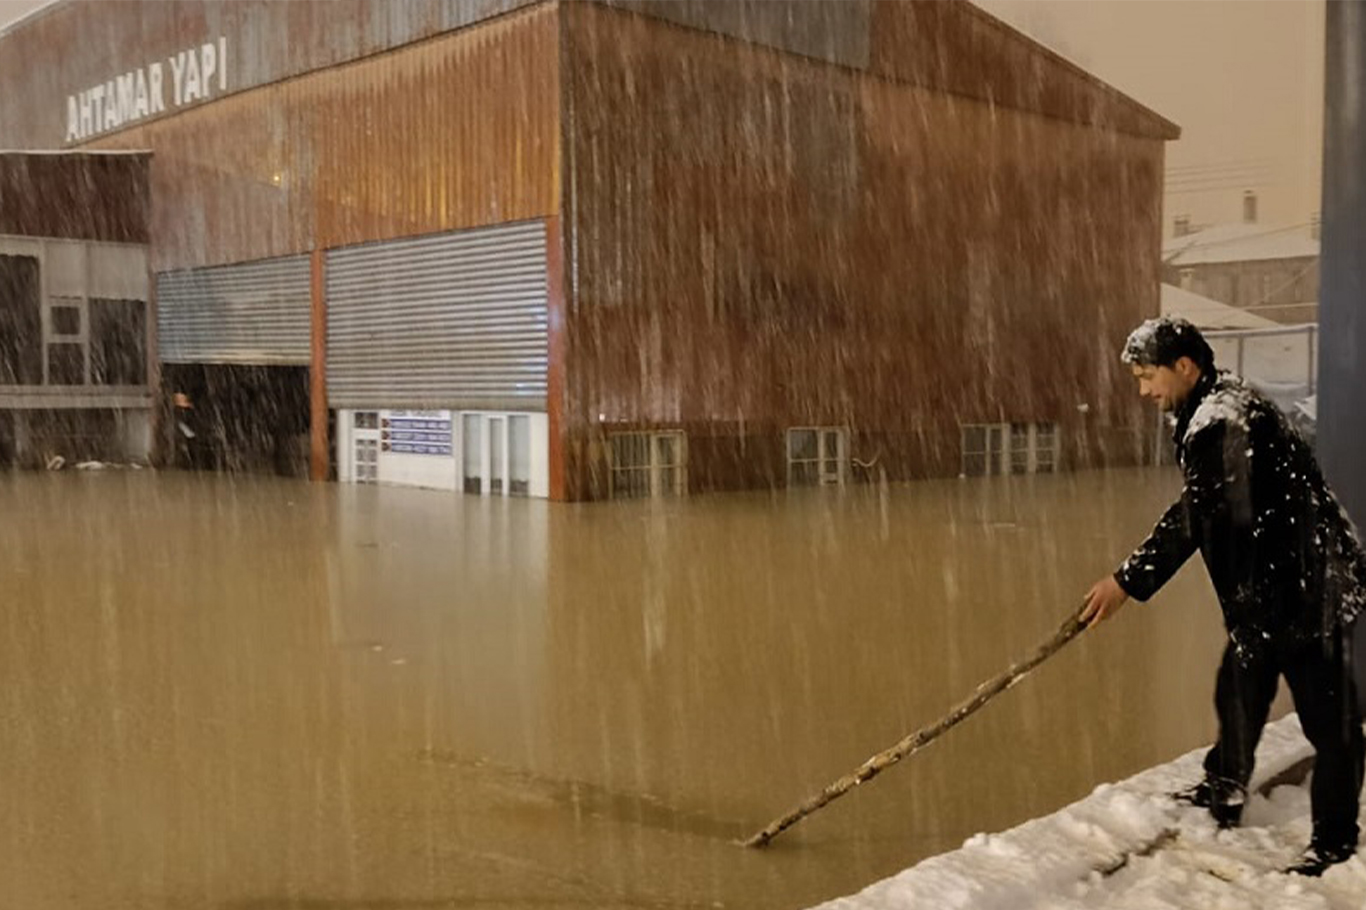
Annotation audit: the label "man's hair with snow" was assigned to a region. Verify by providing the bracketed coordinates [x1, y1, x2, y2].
[1121, 317, 1215, 373]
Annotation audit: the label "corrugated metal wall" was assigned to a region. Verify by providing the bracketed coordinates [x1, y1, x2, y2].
[601, 0, 872, 69]
[600, 1, 1175, 141]
[157, 255, 311, 364]
[0, 153, 150, 243]
[326, 220, 548, 410]
[557, 2, 1167, 498]
[0, 0, 539, 149]
[85, 5, 561, 273]
[0, 2, 1172, 152]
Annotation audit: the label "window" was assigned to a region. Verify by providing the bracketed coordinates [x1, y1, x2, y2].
[89, 299, 145, 386]
[47, 343, 85, 385]
[1010, 424, 1031, 474]
[50, 305, 81, 336]
[508, 415, 531, 496]
[462, 415, 482, 494]
[0, 254, 42, 385]
[655, 432, 684, 497]
[1011, 423, 1057, 474]
[1009, 423, 1058, 474]
[455, 413, 535, 497]
[351, 412, 379, 483]
[787, 427, 847, 486]
[354, 438, 378, 483]
[610, 431, 687, 499]
[488, 417, 505, 494]
[963, 422, 1057, 476]
[961, 424, 1007, 476]
[1033, 423, 1057, 473]
[610, 433, 652, 499]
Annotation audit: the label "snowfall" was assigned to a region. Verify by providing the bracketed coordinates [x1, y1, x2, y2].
[812, 714, 1366, 910]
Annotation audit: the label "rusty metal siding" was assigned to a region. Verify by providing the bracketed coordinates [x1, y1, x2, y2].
[301, 6, 561, 253]
[599, 1, 871, 69]
[325, 219, 548, 411]
[0, 152, 151, 243]
[72, 5, 560, 273]
[598, 1, 1176, 141]
[156, 255, 312, 364]
[0, 0, 541, 149]
[556, 2, 1166, 499]
[0, 1, 1174, 157]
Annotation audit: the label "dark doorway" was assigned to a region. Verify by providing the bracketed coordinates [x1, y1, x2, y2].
[162, 363, 310, 477]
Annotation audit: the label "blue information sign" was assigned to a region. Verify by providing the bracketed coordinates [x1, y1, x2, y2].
[381, 410, 453, 456]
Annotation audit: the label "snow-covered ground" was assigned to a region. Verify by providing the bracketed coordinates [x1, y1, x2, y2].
[812, 714, 1366, 909]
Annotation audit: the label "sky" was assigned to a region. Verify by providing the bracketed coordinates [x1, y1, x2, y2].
[0, 0, 48, 32]
[1, 0, 1326, 237]
[973, 0, 1325, 236]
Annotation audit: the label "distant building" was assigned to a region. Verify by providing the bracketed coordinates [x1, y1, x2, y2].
[0, 1, 1180, 499]
[1159, 282, 1276, 331]
[1163, 196, 1319, 324]
[0, 151, 153, 467]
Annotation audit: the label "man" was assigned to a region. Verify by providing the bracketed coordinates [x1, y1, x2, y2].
[172, 391, 199, 468]
[1082, 316, 1366, 876]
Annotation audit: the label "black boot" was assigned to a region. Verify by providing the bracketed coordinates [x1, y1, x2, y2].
[1172, 777, 1245, 828]
[1285, 840, 1356, 877]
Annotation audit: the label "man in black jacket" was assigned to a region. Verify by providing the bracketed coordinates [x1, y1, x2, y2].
[1082, 316, 1366, 876]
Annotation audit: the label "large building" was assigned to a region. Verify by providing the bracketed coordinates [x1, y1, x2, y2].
[0, 151, 154, 466]
[0, 0, 1178, 500]
[1164, 199, 1320, 326]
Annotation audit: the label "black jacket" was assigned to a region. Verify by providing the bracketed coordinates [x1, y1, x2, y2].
[1115, 370, 1366, 647]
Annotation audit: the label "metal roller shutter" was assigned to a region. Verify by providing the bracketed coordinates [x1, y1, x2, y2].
[157, 255, 311, 365]
[326, 220, 548, 410]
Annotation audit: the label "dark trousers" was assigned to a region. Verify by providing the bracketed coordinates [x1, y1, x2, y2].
[1203, 626, 1365, 848]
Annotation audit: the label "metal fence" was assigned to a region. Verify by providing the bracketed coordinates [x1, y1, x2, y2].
[1205, 323, 1318, 408]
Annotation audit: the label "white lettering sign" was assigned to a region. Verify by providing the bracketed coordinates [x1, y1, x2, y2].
[65, 37, 227, 143]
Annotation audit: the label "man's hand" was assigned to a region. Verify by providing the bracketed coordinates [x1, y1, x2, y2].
[1081, 575, 1130, 628]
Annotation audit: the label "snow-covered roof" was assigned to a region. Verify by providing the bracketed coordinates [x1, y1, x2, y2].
[1159, 283, 1278, 330]
[1163, 223, 1318, 267]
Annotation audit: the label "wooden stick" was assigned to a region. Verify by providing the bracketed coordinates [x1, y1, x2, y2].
[742, 606, 1088, 848]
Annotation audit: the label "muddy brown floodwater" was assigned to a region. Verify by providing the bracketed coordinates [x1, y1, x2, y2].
[0, 467, 1240, 909]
